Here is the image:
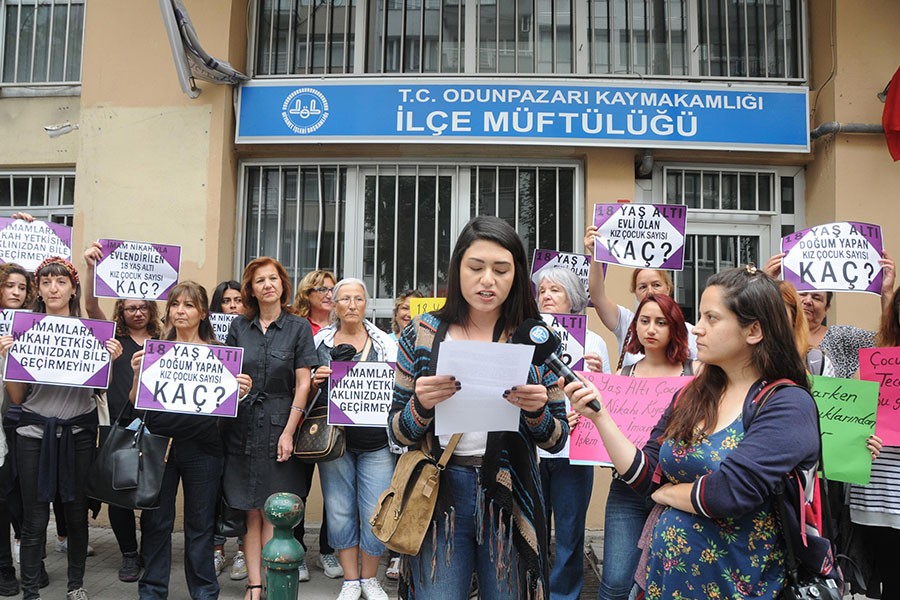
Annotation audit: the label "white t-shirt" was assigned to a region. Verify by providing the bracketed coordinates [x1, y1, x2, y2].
[612, 304, 698, 368]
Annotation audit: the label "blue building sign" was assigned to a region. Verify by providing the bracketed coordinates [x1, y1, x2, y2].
[236, 78, 809, 152]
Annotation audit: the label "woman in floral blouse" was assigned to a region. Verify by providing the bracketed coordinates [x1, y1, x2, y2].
[566, 267, 820, 599]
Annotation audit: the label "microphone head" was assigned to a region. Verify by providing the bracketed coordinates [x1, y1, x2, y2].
[512, 318, 560, 365]
[331, 343, 358, 362]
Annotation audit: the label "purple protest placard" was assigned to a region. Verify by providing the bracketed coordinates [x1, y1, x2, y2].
[93, 239, 181, 301]
[531, 249, 593, 300]
[135, 340, 243, 418]
[327, 361, 395, 426]
[568, 372, 692, 465]
[859, 347, 900, 446]
[541, 313, 587, 371]
[592, 203, 687, 270]
[781, 222, 883, 294]
[0, 218, 72, 272]
[209, 312, 239, 344]
[4, 313, 114, 389]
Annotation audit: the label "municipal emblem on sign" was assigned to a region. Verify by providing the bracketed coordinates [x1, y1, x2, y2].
[281, 87, 329, 134]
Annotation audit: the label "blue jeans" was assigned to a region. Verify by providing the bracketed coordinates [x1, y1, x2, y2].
[318, 446, 394, 557]
[406, 465, 523, 600]
[139, 442, 223, 600]
[540, 458, 593, 600]
[598, 478, 653, 600]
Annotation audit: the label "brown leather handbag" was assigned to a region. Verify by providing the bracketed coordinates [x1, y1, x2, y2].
[369, 433, 461, 555]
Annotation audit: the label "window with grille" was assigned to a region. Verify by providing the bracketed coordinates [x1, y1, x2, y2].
[1, 0, 84, 85]
[239, 161, 581, 321]
[252, 0, 805, 80]
[588, 0, 802, 79]
[657, 163, 803, 322]
[0, 171, 75, 225]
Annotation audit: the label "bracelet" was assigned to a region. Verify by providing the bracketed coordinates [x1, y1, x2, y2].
[290, 406, 307, 416]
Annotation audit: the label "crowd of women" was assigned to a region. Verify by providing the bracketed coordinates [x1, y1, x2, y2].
[0, 212, 896, 600]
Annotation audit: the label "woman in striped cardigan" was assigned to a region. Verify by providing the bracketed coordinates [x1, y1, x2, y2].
[388, 216, 569, 600]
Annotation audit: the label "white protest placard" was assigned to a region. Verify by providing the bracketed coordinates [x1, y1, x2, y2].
[592, 203, 687, 270]
[327, 361, 396, 427]
[0, 309, 26, 337]
[135, 340, 244, 418]
[781, 222, 883, 294]
[4, 313, 114, 388]
[433, 340, 535, 436]
[541, 313, 586, 371]
[209, 312, 239, 344]
[531, 249, 592, 299]
[0, 218, 72, 272]
[94, 239, 181, 301]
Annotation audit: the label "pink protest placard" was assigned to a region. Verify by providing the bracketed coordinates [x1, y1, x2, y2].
[859, 347, 900, 445]
[568, 372, 692, 465]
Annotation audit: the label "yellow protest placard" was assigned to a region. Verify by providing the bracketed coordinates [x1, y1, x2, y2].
[409, 297, 446, 317]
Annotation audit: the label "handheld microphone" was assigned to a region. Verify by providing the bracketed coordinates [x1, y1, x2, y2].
[511, 319, 602, 413]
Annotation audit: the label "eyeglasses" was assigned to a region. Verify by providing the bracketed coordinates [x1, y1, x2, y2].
[123, 306, 150, 314]
[312, 286, 334, 295]
[335, 296, 365, 306]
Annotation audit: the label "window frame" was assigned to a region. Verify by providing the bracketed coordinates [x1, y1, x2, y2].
[642, 161, 805, 321]
[0, 169, 75, 226]
[247, 0, 808, 83]
[236, 158, 584, 322]
[0, 0, 85, 94]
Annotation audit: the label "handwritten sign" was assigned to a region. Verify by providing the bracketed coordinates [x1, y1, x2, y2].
[4, 313, 114, 388]
[531, 249, 592, 302]
[568, 372, 692, 465]
[593, 203, 687, 270]
[136, 340, 243, 418]
[209, 312, 239, 344]
[0, 218, 72, 271]
[409, 297, 446, 318]
[541, 313, 586, 370]
[782, 222, 883, 294]
[858, 347, 900, 445]
[811, 375, 878, 485]
[327, 361, 396, 427]
[93, 239, 181, 301]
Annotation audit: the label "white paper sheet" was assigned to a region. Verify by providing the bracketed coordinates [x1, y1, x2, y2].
[433, 340, 535, 436]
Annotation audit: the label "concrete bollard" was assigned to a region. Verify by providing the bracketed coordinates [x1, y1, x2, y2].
[262, 492, 305, 599]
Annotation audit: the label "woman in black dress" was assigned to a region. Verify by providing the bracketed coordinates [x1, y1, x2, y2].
[223, 257, 318, 600]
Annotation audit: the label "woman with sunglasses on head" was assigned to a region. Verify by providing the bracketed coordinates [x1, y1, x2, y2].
[83, 242, 163, 584]
[2, 257, 123, 600]
[389, 216, 569, 600]
[294, 270, 337, 336]
[566, 267, 820, 599]
[128, 281, 252, 600]
[223, 258, 319, 600]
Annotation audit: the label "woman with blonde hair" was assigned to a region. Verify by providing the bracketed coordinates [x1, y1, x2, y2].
[293, 270, 336, 336]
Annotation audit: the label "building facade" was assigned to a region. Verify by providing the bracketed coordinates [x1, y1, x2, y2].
[2, 0, 899, 525]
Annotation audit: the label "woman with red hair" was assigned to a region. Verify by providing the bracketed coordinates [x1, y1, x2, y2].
[599, 293, 697, 600]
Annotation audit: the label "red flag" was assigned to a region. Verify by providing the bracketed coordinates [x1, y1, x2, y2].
[882, 66, 900, 161]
